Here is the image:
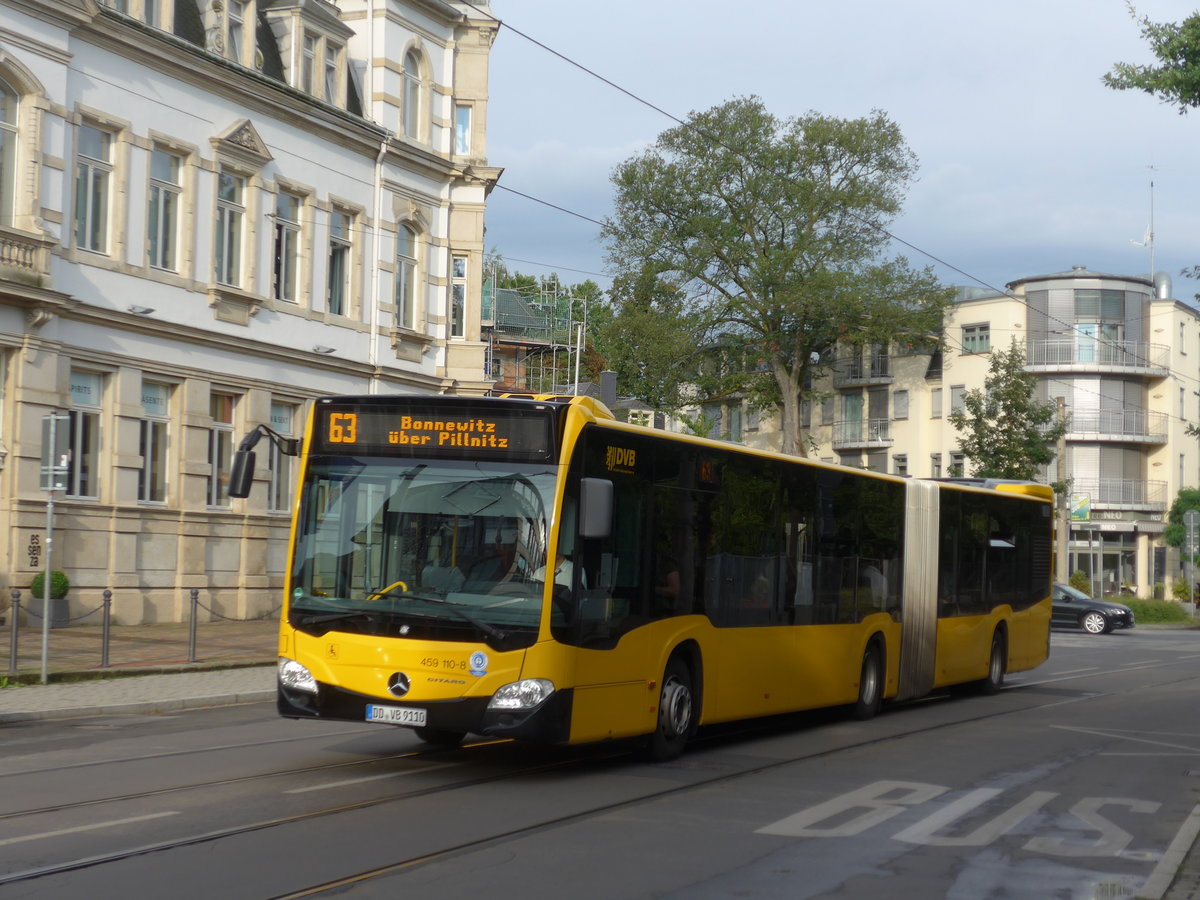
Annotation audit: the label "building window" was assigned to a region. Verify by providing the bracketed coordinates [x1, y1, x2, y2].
[208, 393, 235, 507]
[227, 0, 246, 64]
[820, 396, 833, 426]
[949, 451, 965, 477]
[147, 148, 181, 271]
[139, 381, 170, 502]
[327, 210, 352, 316]
[324, 44, 340, 104]
[144, 0, 161, 28]
[729, 404, 743, 443]
[214, 169, 245, 286]
[930, 453, 942, 478]
[893, 454, 908, 477]
[962, 323, 990, 354]
[403, 50, 421, 140]
[67, 370, 102, 498]
[747, 408, 760, 431]
[75, 124, 112, 253]
[950, 384, 966, 415]
[931, 387, 942, 418]
[301, 34, 317, 94]
[268, 402, 295, 512]
[455, 104, 471, 155]
[893, 389, 909, 420]
[395, 225, 418, 329]
[0, 77, 16, 228]
[273, 192, 301, 302]
[450, 255, 467, 338]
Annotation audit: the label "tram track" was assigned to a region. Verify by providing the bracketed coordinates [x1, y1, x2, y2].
[2, 657, 1195, 895]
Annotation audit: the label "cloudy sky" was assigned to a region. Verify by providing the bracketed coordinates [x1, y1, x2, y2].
[481, 1, 1200, 302]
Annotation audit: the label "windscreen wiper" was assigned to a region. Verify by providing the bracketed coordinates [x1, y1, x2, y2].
[294, 610, 382, 629]
[372, 588, 509, 645]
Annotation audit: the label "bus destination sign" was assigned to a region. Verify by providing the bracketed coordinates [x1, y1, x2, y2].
[315, 403, 554, 461]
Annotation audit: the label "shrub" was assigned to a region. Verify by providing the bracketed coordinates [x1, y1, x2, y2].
[1173, 580, 1195, 603]
[1068, 571, 1092, 596]
[1125, 598, 1193, 624]
[29, 570, 69, 600]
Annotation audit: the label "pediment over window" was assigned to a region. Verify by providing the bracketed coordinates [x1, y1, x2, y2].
[211, 119, 272, 170]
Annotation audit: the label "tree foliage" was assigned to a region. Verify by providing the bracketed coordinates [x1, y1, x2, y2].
[947, 342, 1066, 482]
[1164, 488, 1200, 565]
[1104, 5, 1200, 113]
[601, 96, 953, 455]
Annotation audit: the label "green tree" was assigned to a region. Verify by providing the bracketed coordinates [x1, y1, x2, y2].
[947, 342, 1066, 482]
[1164, 488, 1200, 566]
[602, 96, 953, 455]
[1104, 6, 1200, 113]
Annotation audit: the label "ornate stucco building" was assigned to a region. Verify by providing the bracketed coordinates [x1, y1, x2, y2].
[0, 0, 499, 623]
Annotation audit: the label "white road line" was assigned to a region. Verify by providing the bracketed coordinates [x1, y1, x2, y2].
[1050, 725, 1200, 754]
[1048, 667, 1100, 675]
[1140, 803, 1200, 899]
[285, 762, 458, 794]
[0, 811, 179, 846]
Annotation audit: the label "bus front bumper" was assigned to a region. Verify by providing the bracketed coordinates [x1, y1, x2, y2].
[278, 682, 574, 744]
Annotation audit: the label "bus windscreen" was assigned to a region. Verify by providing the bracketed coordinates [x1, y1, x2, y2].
[312, 398, 557, 462]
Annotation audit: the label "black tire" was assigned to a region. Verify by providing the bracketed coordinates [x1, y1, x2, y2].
[413, 726, 466, 747]
[979, 631, 1006, 695]
[643, 655, 695, 762]
[851, 643, 883, 720]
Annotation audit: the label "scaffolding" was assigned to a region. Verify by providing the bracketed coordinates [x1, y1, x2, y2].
[482, 274, 584, 394]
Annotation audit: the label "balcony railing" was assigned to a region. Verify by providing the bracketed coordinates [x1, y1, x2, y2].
[1065, 409, 1168, 443]
[0, 225, 53, 285]
[832, 353, 892, 388]
[1070, 478, 1167, 509]
[831, 417, 892, 449]
[1025, 339, 1169, 374]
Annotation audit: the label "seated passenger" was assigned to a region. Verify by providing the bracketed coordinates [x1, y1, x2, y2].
[421, 564, 465, 593]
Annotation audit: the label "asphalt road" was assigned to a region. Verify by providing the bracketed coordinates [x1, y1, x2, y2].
[0, 627, 1196, 899]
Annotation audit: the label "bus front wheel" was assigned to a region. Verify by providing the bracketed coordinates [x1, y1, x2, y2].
[980, 631, 1006, 695]
[851, 643, 883, 720]
[644, 656, 694, 762]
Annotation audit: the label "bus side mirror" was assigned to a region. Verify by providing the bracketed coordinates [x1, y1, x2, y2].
[228, 449, 255, 499]
[579, 478, 613, 539]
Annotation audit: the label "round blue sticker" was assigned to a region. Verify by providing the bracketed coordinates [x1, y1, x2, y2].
[469, 651, 488, 676]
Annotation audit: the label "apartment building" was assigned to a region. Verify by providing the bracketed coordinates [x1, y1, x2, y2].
[705, 266, 1198, 597]
[0, 0, 498, 623]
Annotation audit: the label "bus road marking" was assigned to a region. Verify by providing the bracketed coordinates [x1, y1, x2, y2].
[0, 811, 179, 846]
[758, 780, 1161, 859]
[285, 762, 458, 794]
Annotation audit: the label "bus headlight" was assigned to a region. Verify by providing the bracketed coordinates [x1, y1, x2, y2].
[278, 657, 318, 695]
[487, 678, 555, 710]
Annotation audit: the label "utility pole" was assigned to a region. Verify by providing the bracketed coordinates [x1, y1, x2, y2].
[1055, 396, 1069, 582]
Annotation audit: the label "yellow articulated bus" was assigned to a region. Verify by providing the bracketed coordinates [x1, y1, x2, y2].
[229, 393, 1053, 760]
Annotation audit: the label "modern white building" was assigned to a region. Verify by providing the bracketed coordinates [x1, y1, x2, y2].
[689, 266, 1200, 599]
[0, 0, 499, 623]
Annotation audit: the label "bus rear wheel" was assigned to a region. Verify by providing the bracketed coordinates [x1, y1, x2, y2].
[980, 631, 1006, 695]
[644, 656, 694, 762]
[851, 643, 883, 720]
[414, 726, 466, 747]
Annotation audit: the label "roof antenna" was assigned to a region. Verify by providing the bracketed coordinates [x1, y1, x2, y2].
[1130, 165, 1156, 277]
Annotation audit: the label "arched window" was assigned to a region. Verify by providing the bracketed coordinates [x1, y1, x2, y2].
[403, 50, 422, 141]
[0, 77, 17, 228]
[395, 225, 419, 329]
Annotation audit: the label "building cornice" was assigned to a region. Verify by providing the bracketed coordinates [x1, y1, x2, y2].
[78, 12, 389, 159]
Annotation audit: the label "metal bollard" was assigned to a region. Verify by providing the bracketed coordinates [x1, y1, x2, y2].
[100, 589, 112, 668]
[7, 589, 19, 676]
[188, 588, 199, 663]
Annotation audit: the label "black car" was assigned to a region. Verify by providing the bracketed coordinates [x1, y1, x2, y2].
[1051, 583, 1135, 634]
